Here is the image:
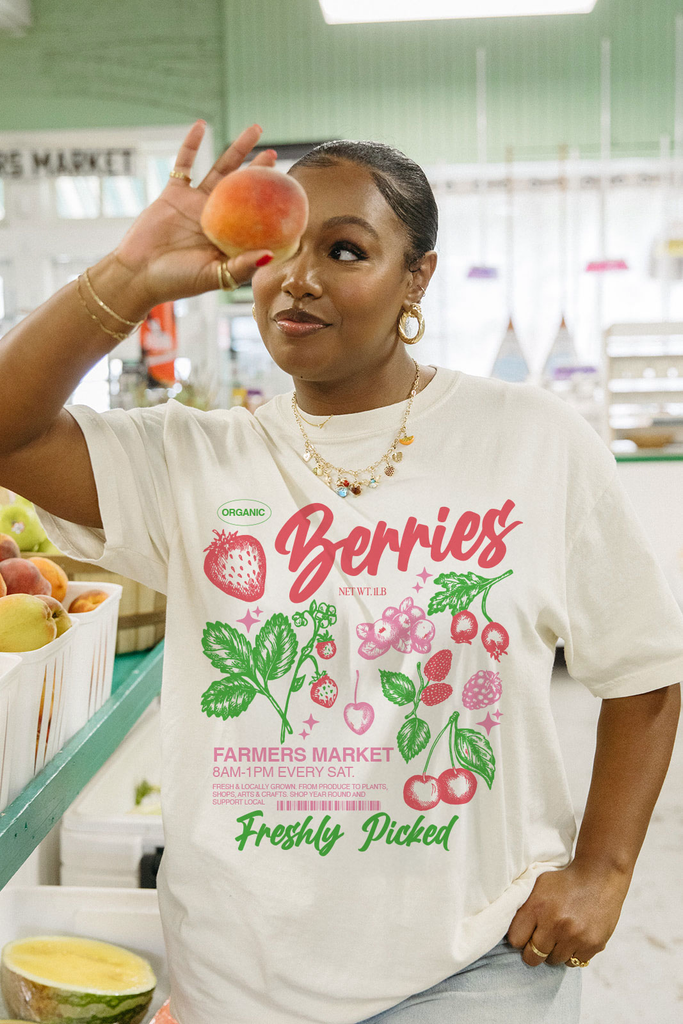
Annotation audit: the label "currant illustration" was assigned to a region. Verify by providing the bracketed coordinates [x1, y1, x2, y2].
[429, 568, 513, 662]
[403, 709, 496, 811]
[343, 669, 375, 734]
[356, 596, 436, 660]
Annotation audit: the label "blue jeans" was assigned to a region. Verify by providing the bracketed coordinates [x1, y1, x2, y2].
[357, 936, 582, 1024]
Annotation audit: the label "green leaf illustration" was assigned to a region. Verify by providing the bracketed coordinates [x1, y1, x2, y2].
[202, 621, 253, 677]
[397, 717, 430, 763]
[290, 674, 307, 692]
[253, 613, 298, 682]
[452, 726, 496, 789]
[379, 669, 416, 706]
[201, 678, 257, 720]
[428, 569, 513, 616]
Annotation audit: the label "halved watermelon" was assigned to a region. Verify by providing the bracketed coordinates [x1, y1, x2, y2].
[1, 935, 156, 1024]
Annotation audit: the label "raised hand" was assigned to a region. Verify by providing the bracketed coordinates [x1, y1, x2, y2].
[112, 121, 277, 306]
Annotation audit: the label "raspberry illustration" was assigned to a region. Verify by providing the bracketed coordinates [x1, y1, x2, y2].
[420, 683, 453, 706]
[462, 669, 503, 710]
[316, 639, 336, 660]
[310, 674, 338, 708]
[423, 649, 453, 681]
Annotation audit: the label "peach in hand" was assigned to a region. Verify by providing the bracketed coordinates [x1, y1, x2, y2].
[0, 593, 57, 652]
[200, 166, 308, 261]
[68, 589, 108, 614]
[28, 556, 69, 603]
[35, 594, 73, 638]
[0, 557, 51, 596]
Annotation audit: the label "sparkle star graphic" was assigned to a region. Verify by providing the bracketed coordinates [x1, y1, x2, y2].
[237, 608, 259, 632]
[493, 709, 503, 720]
[476, 712, 500, 737]
[413, 582, 423, 593]
[300, 728, 309, 740]
[304, 714, 319, 730]
[417, 567, 433, 583]
[253, 606, 263, 617]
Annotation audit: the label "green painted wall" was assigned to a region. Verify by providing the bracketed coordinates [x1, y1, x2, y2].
[0, 0, 682, 165]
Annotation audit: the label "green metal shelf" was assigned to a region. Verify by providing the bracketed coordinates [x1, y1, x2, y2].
[0, 639, 164, 890]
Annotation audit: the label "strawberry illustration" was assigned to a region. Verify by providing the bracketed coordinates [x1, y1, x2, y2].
[310, 674, 338, 708]
[462, 669, 503, 710]
[316, 638, 337, 659]
[420, 682, 453, 706]
[203, 529, 266, 601]
[423, 649, 452, 681]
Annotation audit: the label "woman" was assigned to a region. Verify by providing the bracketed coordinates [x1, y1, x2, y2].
[0, 121, 681, 1024]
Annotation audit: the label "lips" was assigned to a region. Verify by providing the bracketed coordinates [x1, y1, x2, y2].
[274, 308, 329, 325]
[275, 320, 329, 338]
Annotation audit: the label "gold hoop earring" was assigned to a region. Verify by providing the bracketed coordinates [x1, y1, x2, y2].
[252, 303, 257, 321]
[397, 303, 425, 345]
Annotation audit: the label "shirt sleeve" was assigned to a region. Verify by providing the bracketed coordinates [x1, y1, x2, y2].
[562, 465, 683, 699]
[31, 402, 176, 595]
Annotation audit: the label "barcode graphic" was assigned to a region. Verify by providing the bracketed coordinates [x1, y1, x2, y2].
[276, 800, 381, 812]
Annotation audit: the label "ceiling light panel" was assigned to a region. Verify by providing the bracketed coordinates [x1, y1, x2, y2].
[318, 1, 597, 24]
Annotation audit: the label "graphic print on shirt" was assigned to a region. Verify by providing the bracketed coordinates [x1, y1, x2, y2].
[200, 498, 521, 854]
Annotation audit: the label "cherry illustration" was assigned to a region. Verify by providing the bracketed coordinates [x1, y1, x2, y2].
[451, 609, 478, 645]
[481, 621, 509, 662]
[437, 767, 477, 805]
[403, 774, 440, 810]
[343, 670, 375, 734]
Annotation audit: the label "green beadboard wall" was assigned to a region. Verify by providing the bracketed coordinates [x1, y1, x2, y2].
[0, 0, 682, 165]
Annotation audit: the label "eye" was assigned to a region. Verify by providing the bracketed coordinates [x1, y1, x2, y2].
[329, 240, 367, 262]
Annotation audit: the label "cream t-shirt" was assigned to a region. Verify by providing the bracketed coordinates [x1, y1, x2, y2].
[34, 366, 683, 1024]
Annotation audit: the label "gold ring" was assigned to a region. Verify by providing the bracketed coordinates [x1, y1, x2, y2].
[169, 170, 192, 183]
[568, 956, 591, 968]
[528, 940, 551, 959]
[217, 261, 239, 291]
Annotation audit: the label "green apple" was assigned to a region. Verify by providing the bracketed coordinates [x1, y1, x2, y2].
[0, 593, 58, 652]
[35, 537, 63, 555]
[0, 502, 47, 552]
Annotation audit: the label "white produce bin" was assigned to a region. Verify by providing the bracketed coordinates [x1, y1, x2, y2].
[62, 580, 123, 742]
[61, 699, 164, 888]
[0, 652, 22, 813]
[0, 885, 169, 1024]
[3, 616, 80, 806]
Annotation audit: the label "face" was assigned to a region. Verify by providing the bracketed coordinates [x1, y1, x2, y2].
[251, 160, 436, 382]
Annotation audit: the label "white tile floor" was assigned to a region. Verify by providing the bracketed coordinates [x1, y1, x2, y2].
[549, 664, 683, 1024]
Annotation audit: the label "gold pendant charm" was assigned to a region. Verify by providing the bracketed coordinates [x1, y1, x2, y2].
[385, 464, 395, 476]
[392, 450, 403, 462]
[399, 435, 414, 445]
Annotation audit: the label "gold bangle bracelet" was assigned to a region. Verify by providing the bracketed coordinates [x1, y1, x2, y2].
[76, 275, 144, 342]
[83, 266, 143, 327]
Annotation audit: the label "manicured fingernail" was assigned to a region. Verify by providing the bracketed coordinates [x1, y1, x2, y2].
[256, 254, 273, 267]
[255, 123, 263, 131]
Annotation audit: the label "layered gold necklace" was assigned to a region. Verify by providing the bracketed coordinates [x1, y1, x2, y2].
[291, 360, 420, 497]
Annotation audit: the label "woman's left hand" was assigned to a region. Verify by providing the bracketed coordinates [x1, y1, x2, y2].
[506, 860, 632, 966]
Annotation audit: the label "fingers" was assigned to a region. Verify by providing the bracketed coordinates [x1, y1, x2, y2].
[196, 123, 266, 195]
[212, 249, 274, 290]
[248, 147, 278, 168]
[170, 119, 207, 183]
